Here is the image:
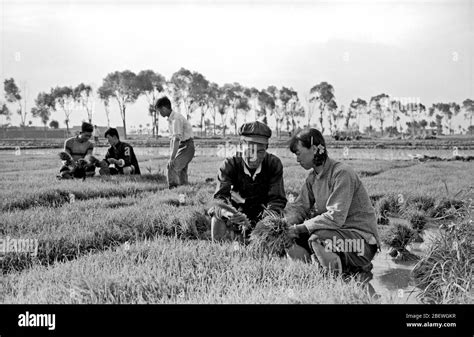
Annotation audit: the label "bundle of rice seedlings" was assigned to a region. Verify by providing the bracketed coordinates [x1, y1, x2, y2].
[403, 195, 435, 213]
[59, 151, 73, 166]
[428, 198, 464, 219]
[412, 211, 473, 304]
[249, 211, 294, 257]
[72, 159, 89, 180]
[407, 210, 428, 231]
[380, 223, 419, 261]
[412, 231, 424, 243]
[207, 201, 238, 219]
[376, 212, 390, 226]
[88, 155, 100, 166]
[375, 194, 401, 225]
[207, 201, 249, 234]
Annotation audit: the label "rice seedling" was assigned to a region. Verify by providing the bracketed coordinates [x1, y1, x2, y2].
[0, 192, 212, 273]
[380, 223, 419, 261]
[1, 237, 380, 304]
[412, 200, 473, 303]
[249, 211, 294, 257]
[407, 210, 428, 232]
[58, 151, 73, 165]
[402, 195, 436, 213]
[428, 198, 465, 219]
[1, 173, 167, 211]
[375, 194, 402, 225]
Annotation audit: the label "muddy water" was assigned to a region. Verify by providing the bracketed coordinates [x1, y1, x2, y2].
[370, 222, 440, 304]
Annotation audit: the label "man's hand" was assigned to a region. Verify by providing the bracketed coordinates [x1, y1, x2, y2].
[97, 160, 109, 169]
[108, 158, 118, 165]
[287, 224, 309, 239]
[208, 202, 237, 220]
[229, 212, 250, 230]
[229, 212, 249, 225]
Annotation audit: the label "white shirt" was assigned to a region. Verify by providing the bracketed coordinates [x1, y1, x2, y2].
[168, 110, 194, 141]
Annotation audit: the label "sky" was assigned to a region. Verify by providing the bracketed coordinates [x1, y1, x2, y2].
[1, 0, 473, 133]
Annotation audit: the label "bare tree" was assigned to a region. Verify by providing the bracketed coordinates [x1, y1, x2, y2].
[309, 82, 335, 134]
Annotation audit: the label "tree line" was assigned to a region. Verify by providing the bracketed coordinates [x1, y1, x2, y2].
[1, 69, 473, 139]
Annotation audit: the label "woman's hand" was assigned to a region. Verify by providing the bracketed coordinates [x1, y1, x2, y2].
[287, 224, 309, 239]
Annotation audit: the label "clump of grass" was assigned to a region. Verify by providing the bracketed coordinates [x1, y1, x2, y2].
[412, 201, 473, 303]
[249, 212, 294, 257]
[380, 223, 419, 261]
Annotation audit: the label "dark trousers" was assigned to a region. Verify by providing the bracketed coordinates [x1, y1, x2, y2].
[295, 228, 378, 281]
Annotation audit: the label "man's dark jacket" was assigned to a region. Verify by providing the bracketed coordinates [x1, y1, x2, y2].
[213, 153, 287, 223]
[105, 141, 141, 175]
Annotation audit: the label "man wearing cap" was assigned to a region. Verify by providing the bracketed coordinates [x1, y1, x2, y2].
[209, 121, 287, 242]
[155, 96, 195, 189]
[58, 122, 96, 179]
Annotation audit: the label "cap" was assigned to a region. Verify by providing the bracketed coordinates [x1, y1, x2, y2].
[81, 122, 93, 133]
[238, 121, 272, 144]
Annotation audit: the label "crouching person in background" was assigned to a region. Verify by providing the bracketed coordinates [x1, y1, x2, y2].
[284, 128, 380, 291]
[208, 121, 287, 243]
[58, 122, 96, 179]
[98, 128, 141, 176]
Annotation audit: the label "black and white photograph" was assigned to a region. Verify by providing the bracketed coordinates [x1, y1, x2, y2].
[0, 0, 473, 336]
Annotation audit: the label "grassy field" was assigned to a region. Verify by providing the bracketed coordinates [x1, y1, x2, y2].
[0, 147, 472, 304]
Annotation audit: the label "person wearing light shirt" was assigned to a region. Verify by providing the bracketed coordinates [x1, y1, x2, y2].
[155, 96, 195, 189]
[284, 128, 380, 287]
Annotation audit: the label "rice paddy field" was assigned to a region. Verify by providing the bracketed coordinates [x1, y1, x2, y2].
[0, 145, 472, 304]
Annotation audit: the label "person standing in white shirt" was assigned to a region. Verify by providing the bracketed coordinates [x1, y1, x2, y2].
[155, 96, 195, 189]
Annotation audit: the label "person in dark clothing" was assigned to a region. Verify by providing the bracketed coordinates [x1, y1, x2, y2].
[209, 121, 287, 242]
[98, 128, 141, 175]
